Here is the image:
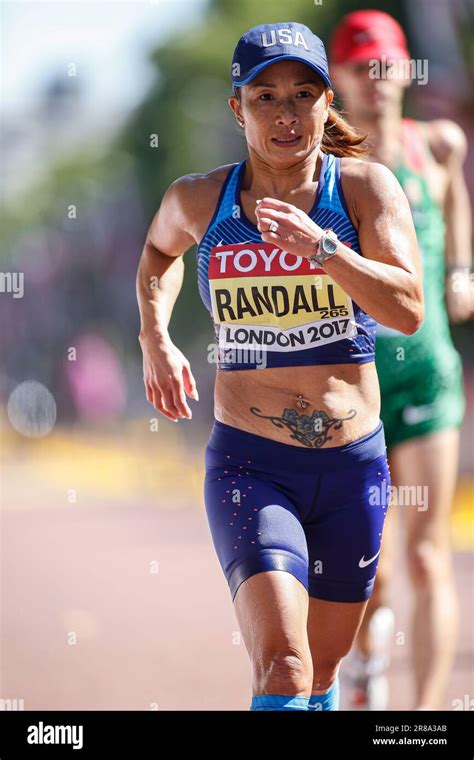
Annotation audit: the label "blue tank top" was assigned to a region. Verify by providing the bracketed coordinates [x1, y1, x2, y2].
[196, 152, 377, 371]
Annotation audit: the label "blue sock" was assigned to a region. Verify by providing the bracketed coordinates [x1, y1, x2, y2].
[308, 676, 340, 711]
[250, 694, 309, 711]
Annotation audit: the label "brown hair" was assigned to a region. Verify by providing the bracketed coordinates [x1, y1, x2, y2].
[322, 107, 367, 157]
[232, 87, 367, 158]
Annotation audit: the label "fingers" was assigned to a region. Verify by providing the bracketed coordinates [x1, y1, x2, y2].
[182, 363, 199, 401]
[142, 353, 199, 423]
[145, 374, 180, 421]
[170, 373, 193, 419]
[154, 383, 181, 421]
[256, 208, 288, 239]
[255, 206, 293, 225]
[155, 396, 180, 422]
[258, 224, 282, 243]
[145, 375, 195, 421]
[255, 205, 299, 242]
[256, 203, 291, 217]
[145, 381, 178, 421]
[161, 382, 184, 420]
[145, 381, 154, 406]
[256, 197, 297, 213]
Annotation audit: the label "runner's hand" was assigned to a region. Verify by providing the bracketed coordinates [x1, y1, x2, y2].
[139, 333, 199, 421]
[255, 197, 324, 258]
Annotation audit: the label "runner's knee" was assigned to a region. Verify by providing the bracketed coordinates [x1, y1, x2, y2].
[406, 538, 451, 587]
[255, 648, 312, 694]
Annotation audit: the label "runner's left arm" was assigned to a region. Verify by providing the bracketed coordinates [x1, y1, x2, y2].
[256, 161, 424, 335]
[430, 119, 473, 322]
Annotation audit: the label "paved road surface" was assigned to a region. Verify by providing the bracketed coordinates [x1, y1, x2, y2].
[2, 504, 472, 711]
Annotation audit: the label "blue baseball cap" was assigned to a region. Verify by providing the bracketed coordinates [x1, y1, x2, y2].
[231, 22, 332, 89]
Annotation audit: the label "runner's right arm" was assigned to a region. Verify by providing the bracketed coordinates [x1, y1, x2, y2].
[136, 177, 200, 421]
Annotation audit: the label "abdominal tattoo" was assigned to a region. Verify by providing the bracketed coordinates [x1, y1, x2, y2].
[249, 397, 357, 448]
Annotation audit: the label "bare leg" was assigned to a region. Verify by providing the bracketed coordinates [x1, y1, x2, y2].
[307, 597, 369, 694]
[234, 568, 371, 705]
[233, 570, 313, 697]
[396, 429, 461, 709]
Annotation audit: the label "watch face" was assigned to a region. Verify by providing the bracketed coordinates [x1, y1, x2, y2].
[322, 234, 338, 254]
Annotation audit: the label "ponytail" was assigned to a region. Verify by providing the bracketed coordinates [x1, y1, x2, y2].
[322, 107, 368, 157]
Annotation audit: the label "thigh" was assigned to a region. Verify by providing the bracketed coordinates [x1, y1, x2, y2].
[234, 570, 311, 667]
[307, 597, 369, 667]
[390, 428, 461, 551]
[305, 452, 391, 604]
[204, 455, 313, 670]
[204, 449, 310, 603]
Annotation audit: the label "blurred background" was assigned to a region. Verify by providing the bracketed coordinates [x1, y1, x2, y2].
[1, 0, 472, 710]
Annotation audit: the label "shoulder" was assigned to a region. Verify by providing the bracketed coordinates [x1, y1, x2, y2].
[162, 162, 239, 242]
[169, 162, 238, 198]
[147, 162, 238, 252]
[424, 119, 468, 165]
[339, 156, 400, 189]
[167, 163, 238, 215]
[338, 156, 407, 224]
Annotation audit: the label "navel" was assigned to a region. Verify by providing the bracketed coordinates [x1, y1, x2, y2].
[296, 393, 309, 410]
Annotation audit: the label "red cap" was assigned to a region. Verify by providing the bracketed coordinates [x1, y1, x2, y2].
[329, 10, 410, 65]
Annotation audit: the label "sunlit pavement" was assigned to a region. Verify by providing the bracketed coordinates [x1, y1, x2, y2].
[2, 500, 472, 711]
[1, 421, 472, 711]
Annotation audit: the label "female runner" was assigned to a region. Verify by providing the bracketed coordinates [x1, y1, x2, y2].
[136, 22, 423, 711]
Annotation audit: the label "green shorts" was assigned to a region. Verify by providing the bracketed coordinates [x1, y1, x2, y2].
[375, 340, 465, 450]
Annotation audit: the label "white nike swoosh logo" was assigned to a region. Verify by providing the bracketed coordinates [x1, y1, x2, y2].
[402, 404, 437, 425]
[359, 548, 381, 568]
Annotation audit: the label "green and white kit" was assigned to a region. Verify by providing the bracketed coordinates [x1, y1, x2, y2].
[375, 119, 465, 448]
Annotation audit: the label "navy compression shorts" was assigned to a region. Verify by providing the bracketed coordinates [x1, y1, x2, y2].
[204, 419, 390, 603]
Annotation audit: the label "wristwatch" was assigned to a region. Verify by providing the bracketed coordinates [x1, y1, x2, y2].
[308, 229, 339, 266]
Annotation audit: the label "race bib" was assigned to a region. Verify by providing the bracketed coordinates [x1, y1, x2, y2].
[209, 242, 357, 352]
